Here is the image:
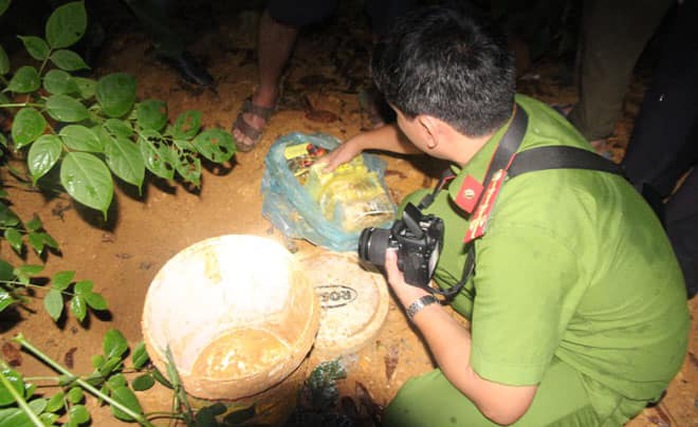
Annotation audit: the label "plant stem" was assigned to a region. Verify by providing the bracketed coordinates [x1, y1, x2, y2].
[0, 103, 43, 109]
[0, 361, 44, 427]
[12, 334, 156, 427]
[23, 376, 61, 383]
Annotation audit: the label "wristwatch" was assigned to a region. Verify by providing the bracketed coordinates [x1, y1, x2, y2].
[405, 295, 438, 321]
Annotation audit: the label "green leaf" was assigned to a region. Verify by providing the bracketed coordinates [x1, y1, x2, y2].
[0, 408, 33, 427]
[131, 374, 154, 391]
[18, 36, 49, 61]
[27, 134, 62, 183]
[172, 110, 202, 140]
[74, 77, 96, 99]
[4, 228, 22, 254]
[136, 100, 167, 131]
[70, 294, 86, 322]
[25, 216, 42, 232]
[84, 292, 107, 310]
[68, 404, 90, 424]
[192, 128, 236, 163]
[27, 397, 47, 414]
[52, 271, 75, 291]
[59, 124, 103, 152]
[6, 66, 40, 93]
[0, 259, 13, 282]
[99, 356, 123, 378]
[173, 138, 195, 152]
[60, 151, 113, 215]
[0, 368, 24, 406]
[196, 403, 227, 425]
[27, 232, 45, 256]
[43, 69, 79, 95]
[67, 386, 83, 404]
[0, 291, 15, 313]
[105, 135, 145, 188]
[34, 231, 58, 251]
[91, 355, 105, 370]
[107, 373, 126, 389]
[104, 329, 128, 359]
[45, 1, 86, 49]
[23, 383, 36, 399]
[11, 107, 47, 149]
[222, 405, 257, 425]
[109, 386, 143, 422]
[103, 118, 133, 139]
[39, 413, 59, 425]
[174, 153, 201, 187]
[0, 203, 20, 227]
[74, 280, 93, 295]
[45, 94, 89, 122]
[0, 1, 10, 17]
[139, 130, 174, 180]
[45, 391, 65, 413]
[96, 73, 136, 118]
[131, 342, 149, 369]
[50, 49, 89, 71]
[14, 264, 43, 276]
[44, 289, 64, 321]
[150, 368, 172, 389]
[0, 45, 9, 75]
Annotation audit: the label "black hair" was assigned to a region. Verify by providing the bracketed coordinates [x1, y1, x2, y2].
[370, 4, 516, 137]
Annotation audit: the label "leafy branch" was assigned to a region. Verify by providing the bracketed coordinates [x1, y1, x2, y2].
[0, 0, 237, 218]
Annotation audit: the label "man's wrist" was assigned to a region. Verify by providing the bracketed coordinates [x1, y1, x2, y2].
[405, 294, 438, 321]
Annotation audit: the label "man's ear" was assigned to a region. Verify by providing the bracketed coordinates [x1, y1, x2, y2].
[417, 115, 441, 149]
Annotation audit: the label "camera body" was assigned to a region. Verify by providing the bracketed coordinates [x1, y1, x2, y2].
[358, 202, 444, 288]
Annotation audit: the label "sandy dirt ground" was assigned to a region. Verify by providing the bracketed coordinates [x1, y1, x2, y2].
[0, 1, 696, 426]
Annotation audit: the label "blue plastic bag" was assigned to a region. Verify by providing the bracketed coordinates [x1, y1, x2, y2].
[261, 132, 397, 251]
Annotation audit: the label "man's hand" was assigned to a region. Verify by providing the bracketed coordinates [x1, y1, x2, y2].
[319, 138, 363, 173]
[319, 123, 422, 173]
[384, 250, 432, 308]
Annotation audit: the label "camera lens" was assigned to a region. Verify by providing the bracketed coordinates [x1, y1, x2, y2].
[358, 227, 392, 266]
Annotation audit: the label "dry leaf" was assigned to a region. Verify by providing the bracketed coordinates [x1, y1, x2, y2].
[64, 347, 77, 369]
[1, 342, 22, 367]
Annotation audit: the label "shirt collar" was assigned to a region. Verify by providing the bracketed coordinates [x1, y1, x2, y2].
[447, 112, 515, 214]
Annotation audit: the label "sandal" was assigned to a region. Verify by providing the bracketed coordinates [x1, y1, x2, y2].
[232, 97, 275, 152]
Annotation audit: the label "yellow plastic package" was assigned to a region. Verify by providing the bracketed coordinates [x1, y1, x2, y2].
[305, 156, 395, 232]
[262, 132, 396, 251]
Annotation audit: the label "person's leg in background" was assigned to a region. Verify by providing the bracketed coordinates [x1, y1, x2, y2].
[566, 0, 672, 146]
[356, 0, 419, 129]
[620, 0, 698, 298]
[231, 0, 338, 151]
[665, 170, 698, 298]
[122, 0, 214, 88]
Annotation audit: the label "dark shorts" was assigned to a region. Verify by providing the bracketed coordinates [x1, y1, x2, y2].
[267, 0, 418, 35]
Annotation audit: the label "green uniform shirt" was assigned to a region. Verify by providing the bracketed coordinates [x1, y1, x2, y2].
[411, 95, 690, 418]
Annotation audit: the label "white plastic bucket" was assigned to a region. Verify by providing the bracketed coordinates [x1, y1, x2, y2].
[141, 235, 321, 402]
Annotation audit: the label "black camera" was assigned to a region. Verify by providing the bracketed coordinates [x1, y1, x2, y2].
[358, 202, 444, 289]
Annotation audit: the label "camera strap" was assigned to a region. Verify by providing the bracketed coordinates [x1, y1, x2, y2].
[420, 104, 628, 302]
[422, 104, 529, 300]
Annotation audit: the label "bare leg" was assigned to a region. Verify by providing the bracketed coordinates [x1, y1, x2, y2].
[233, 10, 299, 148]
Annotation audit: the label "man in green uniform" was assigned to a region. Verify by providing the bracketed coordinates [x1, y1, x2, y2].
[321, 4, 689, 426]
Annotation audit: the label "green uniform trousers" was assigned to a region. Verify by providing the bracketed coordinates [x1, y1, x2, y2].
[383, 358, 647, 427]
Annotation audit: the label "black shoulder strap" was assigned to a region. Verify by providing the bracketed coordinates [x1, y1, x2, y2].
[508, 145, 625, 178]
